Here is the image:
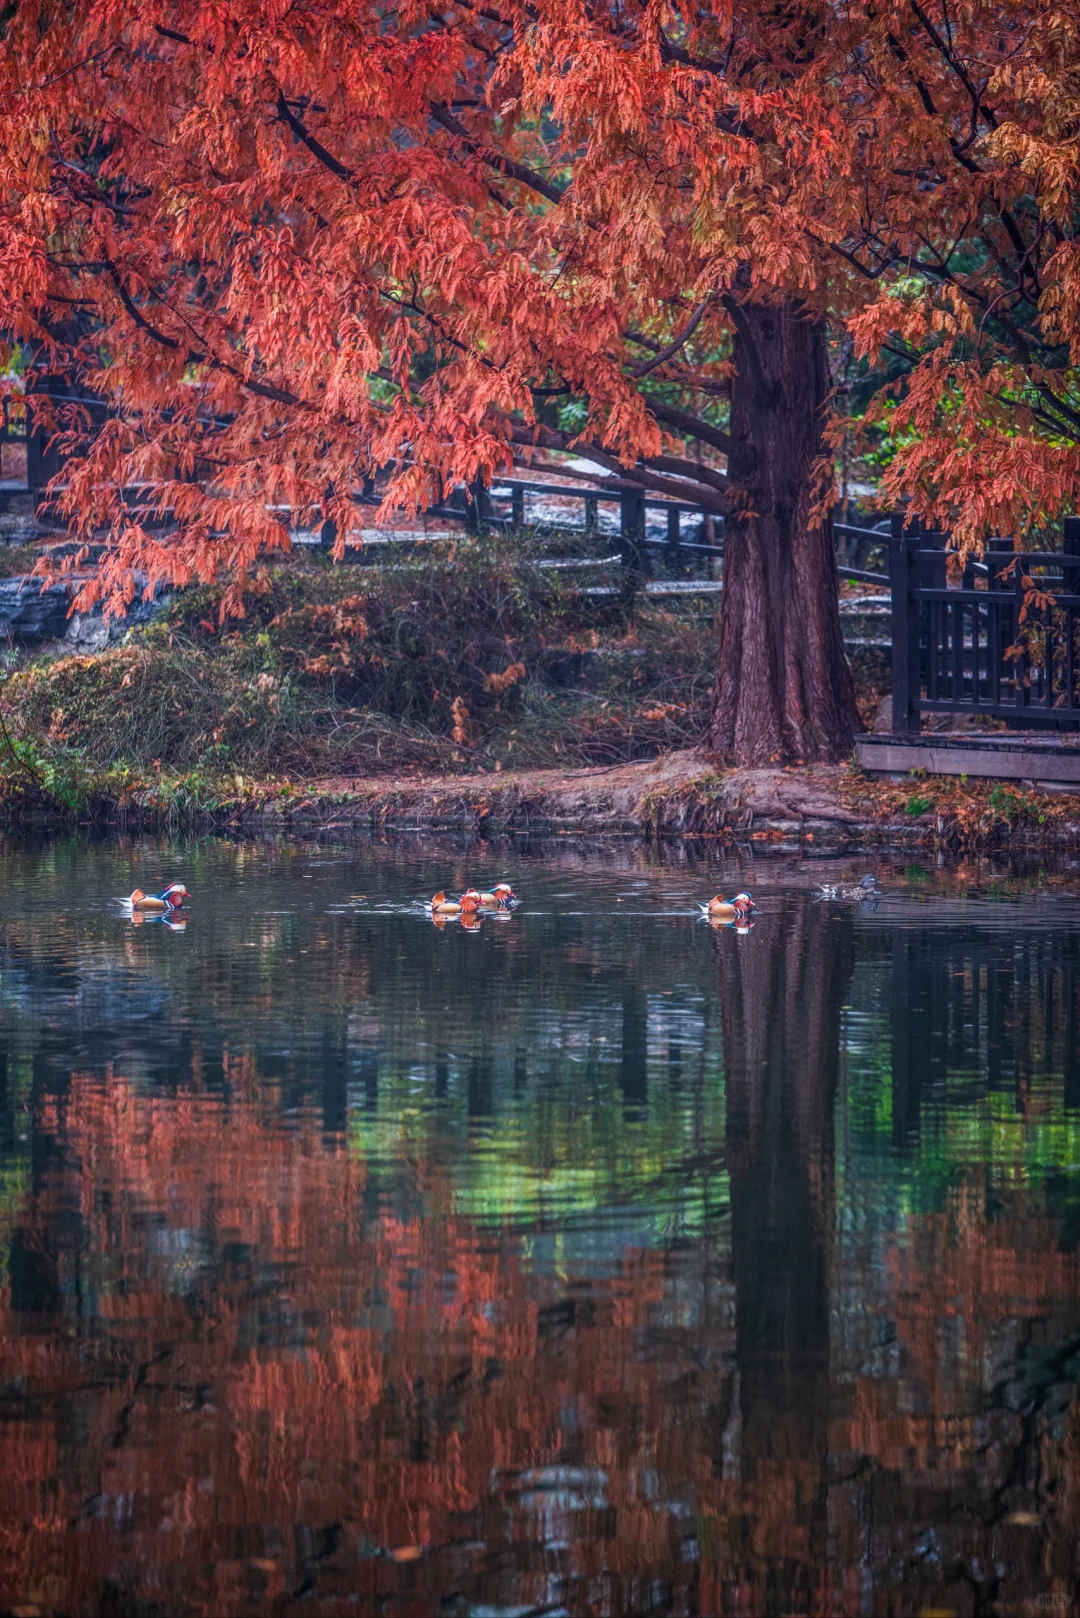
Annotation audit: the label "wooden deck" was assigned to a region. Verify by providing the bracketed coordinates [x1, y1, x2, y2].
[857, 732, 1080, 787]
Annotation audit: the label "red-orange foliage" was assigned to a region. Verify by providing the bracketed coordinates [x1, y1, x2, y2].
[831, 5, 1080, 551]
[0, 3, 1074, 751]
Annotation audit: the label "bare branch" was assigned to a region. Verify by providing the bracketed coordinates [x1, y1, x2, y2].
[429, 103, 566, 204]
[630, 299, 709, 377]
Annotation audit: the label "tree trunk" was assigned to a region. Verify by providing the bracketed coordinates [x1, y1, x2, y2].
[707, 300, 860, 763]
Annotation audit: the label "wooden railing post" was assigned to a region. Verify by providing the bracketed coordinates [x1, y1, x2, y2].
[890, 513, 922, 734]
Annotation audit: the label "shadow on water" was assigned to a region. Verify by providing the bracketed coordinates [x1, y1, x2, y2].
[0, 832, 1077, 1613]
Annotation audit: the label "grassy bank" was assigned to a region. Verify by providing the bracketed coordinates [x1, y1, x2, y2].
[2, 533, 1078, 850]
[0, 533, 720, 815]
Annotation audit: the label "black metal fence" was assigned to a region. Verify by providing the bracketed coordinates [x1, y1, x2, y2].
[447, 476, 890, 582]
[11, 387, 898, 585]
[890, 515, 1080, 734]
[447, 478, 723, 575]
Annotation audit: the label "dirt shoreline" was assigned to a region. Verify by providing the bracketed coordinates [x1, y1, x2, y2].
[205, 750, 1080, 848]
[7, 748, 1080, 848]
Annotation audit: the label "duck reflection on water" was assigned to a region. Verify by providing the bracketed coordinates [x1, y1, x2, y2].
[709, 913, 755, 934]
[817, 872, 880, 902]
[129, 910, 187, 931]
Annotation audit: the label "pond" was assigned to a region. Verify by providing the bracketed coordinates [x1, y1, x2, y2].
[0, 832, 1078, 1616]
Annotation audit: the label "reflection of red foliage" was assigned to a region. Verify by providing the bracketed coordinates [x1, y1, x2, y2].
[0, 1066, 687, 1613]
[2, 1069, 1079, 1615]
[858, 1192, 1080, 1474]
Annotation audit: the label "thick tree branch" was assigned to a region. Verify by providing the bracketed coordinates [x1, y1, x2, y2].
[908, 1, 998, 131]
[642, 398, 748, 469]
[509, 422, 730, 512]
[108, 267, 179, 350]
[275, 91, 352, 181]
[1034, 381, 1080, 436]
[721, 295, 771, 401]
[106, 265, 307, 408]
[629, 300, 709, 377]
[646, 454, 730, 494]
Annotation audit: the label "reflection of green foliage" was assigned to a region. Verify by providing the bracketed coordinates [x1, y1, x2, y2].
[843, 1010, 1080, 1227]
[347, 1038, 728, 1241]
[5, 834, 1080, 1281]
[0, 1051, 33, 1269]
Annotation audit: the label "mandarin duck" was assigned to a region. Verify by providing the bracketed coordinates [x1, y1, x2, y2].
[127, 883, 189, 913]
[700, 891, 754, 919]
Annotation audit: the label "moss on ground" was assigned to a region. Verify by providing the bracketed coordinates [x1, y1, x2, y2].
[844, 764, 1080, 848]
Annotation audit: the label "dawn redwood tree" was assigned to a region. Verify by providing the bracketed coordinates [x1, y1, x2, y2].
[0, 0, 865, 765]
[0, 3, 1074, 762]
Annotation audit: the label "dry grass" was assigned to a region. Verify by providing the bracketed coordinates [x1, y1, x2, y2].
[1, 534, 721, 786]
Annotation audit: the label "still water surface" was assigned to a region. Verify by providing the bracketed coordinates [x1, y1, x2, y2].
[0, 834, 1078, 1616]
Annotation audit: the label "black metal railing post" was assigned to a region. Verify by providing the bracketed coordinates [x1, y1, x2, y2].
[465, 476, 492, 535]
[1064, 517, 1080, 595]
[619, 487, 647, 606]
[986, 536, 1013, 711]
[665, 504, 681, 569]
[1014, 546, 1030, 715]
[890, 513, 922, 734]
[26, 371, 67, 498]
[1065, 518, 1080, 714]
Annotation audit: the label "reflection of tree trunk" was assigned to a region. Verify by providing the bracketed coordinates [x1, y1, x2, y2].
[621, 980, 648, 1119]
[467, 1046, 493, 1119]
[717, 898, 853, 1539]
[321, 1027, 348, 1137]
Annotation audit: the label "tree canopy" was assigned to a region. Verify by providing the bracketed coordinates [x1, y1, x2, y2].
[0, 1, 1076, 754]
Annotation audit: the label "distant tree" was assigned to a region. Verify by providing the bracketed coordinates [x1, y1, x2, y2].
[0, 3, 1072, 762]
